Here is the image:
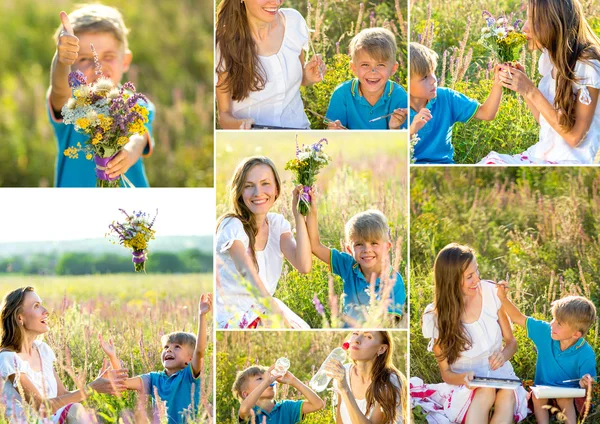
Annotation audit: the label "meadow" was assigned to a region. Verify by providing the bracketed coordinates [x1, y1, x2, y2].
[215, 0, 408, 129]
[215, 330, 408, 424]
[410, 0, 600, 163]
[0, 274, 213, 423]
[216, 132, 408, 328]
[410, 168, 600, 423]
[0, 0, 213, 187]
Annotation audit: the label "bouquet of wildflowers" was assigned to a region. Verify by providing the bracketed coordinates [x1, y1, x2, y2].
[479, 11, 528, 93]
[62, 44, 149, 187]
[284, 137, 330, 216]
[107, 209, 157, 272]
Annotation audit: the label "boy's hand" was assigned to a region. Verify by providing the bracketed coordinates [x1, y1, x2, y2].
[327, 119, 345, 130]
[496, 280, 509, 300]
[304, 54, 326, 84]
[580, 374, 595, 388]
[199, 293, 212, 316]
[389, 108, 408, 129]
[410, 108, 432, 134]
[488, 350, 506, 371]
[307, 187, 318, 214]
[99, 334, 117, 358]
[57, 12, 79, 66]
[107, 136, 145, 179]
[275, 370, 297, 386]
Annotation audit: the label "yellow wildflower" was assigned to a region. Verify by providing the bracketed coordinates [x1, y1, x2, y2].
[75, 118, 90, 129]
[97, 114, 113, 132]
[117, 136, 129, 145]
[86, 153, 93, 160]
[91, 133, 103, 145]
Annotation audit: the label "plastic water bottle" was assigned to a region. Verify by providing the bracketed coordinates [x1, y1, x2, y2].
[271, 357, 290, 378]
[309, 347, 347, 392]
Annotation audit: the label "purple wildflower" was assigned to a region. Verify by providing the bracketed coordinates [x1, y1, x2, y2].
[513, 19, 522, 30]
[418, 34, 422, 43]
[90, 43, 103, 76]
[68, 71, 87, 88]
[312, 294, 324, 314]
[482, 10, 493, 19]
[369, 11, 375, 28]
[486, 17, 495, 27]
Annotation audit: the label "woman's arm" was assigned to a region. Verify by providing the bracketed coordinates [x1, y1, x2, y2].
[216, 72, 255, 129]
[500, 67, 599, 146]
[432, 344, 475, 386]
[300, 50, 324, 87]
[280, 186, 312, 274]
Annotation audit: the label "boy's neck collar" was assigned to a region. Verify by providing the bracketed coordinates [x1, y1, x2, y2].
[558, 337, 584, 352]
[255, 399, 276, 413]
[352, 79, 392, 106]
[164, 364, 187, 377]
[410, 96, 432, 113]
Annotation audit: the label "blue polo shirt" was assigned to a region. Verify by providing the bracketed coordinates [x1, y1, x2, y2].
[326, 79, 408, 129]
[47, 95, 155, 187]
[526, 317, 597, 387]
[410, 87, 479, 164]
[330, 249, 406, 322]
[141, 364, 201, 424]
[242, 400, 304, 424]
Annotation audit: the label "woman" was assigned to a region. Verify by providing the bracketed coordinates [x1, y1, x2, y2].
[480, 0, 600, 164]
[410, 243, 528, 423]
[216, 0, 325, 129]
[325, 331, 407, 424]
[216, 156, 312, 329]
[0, 287, 127, 423]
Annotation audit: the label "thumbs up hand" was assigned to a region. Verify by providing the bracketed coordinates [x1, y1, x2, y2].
[57, 11, 80, 65]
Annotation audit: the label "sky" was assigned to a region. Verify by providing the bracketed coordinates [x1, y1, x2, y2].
[0, 188, 215, 242]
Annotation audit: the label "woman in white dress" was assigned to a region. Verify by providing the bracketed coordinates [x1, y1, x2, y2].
[324, 331, 407, 424]
[480, 0, 600, 164]
[0, 287, 126, 423]
[215, 0, 325, 129]
[216, 156, 312, 329]
[410, 244, 528, 423]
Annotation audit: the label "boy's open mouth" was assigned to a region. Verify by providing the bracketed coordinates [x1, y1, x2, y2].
[164, 353, 176, 361]
[364, 78, 381, 86]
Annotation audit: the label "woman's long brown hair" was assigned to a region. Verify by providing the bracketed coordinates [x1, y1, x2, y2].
[216, 156, 281, 271]
[216, 0, 266, 101]
[529, 0, 600, 133]
[364, 331, 407, 424]
[432, 243, 474, 365]
[0, 287, 35, 352]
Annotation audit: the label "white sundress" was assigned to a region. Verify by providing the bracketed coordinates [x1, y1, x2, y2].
[410, 281, 529, 423]
[216, 8, 311, 129]
[480, 50, 600, 164]
[215, 213, 310, 329]
[0, 340, 72, 423]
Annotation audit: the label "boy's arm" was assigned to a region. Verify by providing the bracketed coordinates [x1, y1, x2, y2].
[496, 282, 527, 327]
[474, 64, 503, 121]
[105, 134, 147, 179]
[192, 293, 212, 378]
[50, 12, 79, 113]
[98, 335, 142, 391]
[279, 372, 325, 414]
[305, 188, 332, 265]
[239, 367, 277, 421]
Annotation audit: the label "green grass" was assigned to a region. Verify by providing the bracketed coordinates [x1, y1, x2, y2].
[410, 168, 600, 423]
[0, 274, 213, 422]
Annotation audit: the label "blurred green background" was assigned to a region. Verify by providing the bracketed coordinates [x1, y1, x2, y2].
[0, 0, 214, 187]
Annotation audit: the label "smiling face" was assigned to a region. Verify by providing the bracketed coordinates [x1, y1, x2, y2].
[241, 164, 279, 217]
[460, 258, 481, 297]
[72, 32, 131, 84]
[351, 49, 398, 98]
[550, 319, 581, 342]
[347, 331, 388, 361]
[243, 0, 283, 24]
[18, 292, 50, 336]
[346, 236, 391, 279]
[243, 372, 275, 400]
[161, 342, 193, 372]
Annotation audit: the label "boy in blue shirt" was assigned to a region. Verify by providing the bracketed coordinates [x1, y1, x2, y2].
[49, 5, 154, 187]
[497, 286, 597, 424]
[326, 28, 408, 130]
[409, 42, 503, 164]
[306, 190, 406, 326]
[232, 364, 324, 423]
[101, 293, 212, 423]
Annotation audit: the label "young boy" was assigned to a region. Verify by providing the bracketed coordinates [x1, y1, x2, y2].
[326, 28, 408, 130]
[49, 5, 154, 187]
[409, 42, 502, 164]
[497, 286, 597, 424]
[100, 293, 212, 424]
[306, 192, 406, 325]
[232, 364, 324, 423]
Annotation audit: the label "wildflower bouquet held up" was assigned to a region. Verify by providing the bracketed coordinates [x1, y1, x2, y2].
[284, 137, 331, 216]
[479, 11, 528, 93]
[62, 45, 149, 187]
[107, 209, 157, 272]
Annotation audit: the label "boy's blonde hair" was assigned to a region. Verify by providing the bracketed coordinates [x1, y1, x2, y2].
[54, 4, 130, 51]
[232, 365, 267, 401]
[345, 209, 390, 243]
[410, 42, 438, 77]
[551, 296, 597, 335]
[161, 332, 196, 351]
[349, 28, 397, 64]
